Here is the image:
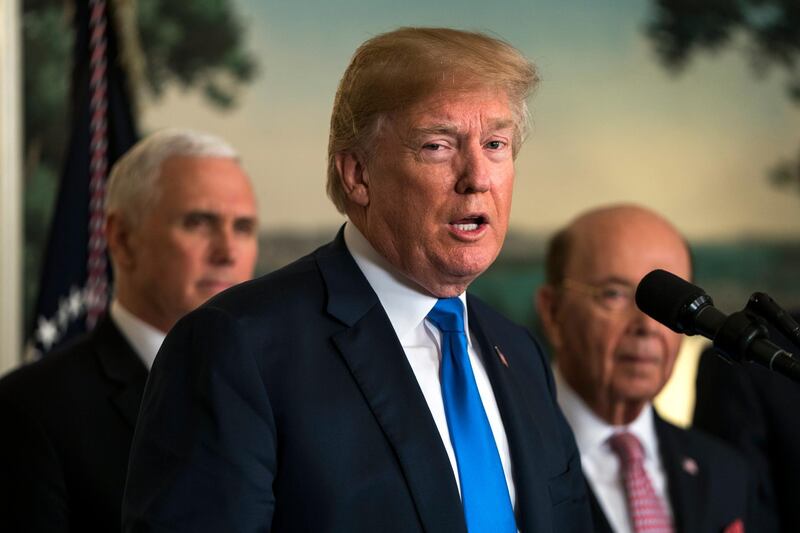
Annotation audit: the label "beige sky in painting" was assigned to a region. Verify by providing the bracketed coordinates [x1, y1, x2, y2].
[140, 0, 800, 240]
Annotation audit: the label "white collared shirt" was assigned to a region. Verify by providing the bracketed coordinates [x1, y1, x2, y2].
[344, 222, 516, 507]
[553, 367, 673, 533]
[109, 299, 166, 371]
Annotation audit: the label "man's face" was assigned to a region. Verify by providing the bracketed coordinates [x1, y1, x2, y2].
[539, 210, 691, 419]
[112, 155, 258, 331]
[356, 89, 516, 297]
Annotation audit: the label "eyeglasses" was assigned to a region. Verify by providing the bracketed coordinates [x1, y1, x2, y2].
[560, 278, 637, 313]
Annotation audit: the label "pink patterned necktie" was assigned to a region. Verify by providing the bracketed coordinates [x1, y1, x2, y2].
[608, 431, 673, 533]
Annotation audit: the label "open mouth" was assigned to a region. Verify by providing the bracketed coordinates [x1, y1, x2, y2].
[450, 215, 487, 232]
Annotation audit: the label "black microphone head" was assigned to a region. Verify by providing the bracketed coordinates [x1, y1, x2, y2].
[635, 269, 710, 334]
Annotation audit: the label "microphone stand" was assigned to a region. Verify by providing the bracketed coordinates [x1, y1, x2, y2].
[746, 292, 800, 353]
[709, 293, 800, 383]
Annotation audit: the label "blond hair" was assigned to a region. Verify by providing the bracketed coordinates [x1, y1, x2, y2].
[326, 27, 539, 213]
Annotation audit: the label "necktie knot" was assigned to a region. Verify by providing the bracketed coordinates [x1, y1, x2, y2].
[427, 297, 465, 333]
[609, 431, 644, 466]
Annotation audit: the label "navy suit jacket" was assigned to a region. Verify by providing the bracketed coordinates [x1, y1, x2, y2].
[0, 316, 148, 532]
[123, 230, 592, 532]
[586, 412, 753, 533]
[695, 334, 800, 532]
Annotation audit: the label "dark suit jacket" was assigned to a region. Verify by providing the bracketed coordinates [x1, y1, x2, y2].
[0, 316, 148, 533]
[694, 321, 800, 533]
[585, 412, 752, 533]
[123, 231, 593, 532]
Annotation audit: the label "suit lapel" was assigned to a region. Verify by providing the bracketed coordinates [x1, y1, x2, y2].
[94, 316, 149, 429]
[318, 231, 467, 533]
[584, 482, 614, 533]
[466, 296, 553, 532]
[655, 411, 706, 533]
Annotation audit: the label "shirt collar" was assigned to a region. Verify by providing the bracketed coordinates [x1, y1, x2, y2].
[553, 365, 659, 461]
[109, 299, 166, 371]
[343, 221, 470, 342]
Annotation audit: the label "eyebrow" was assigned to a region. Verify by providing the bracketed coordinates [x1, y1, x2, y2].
[593, 276, 637, 287]
[183, 210, 257, 223]
[410, 118, 516, 138]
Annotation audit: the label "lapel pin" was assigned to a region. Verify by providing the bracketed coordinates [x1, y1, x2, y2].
[681, 457, 698, 476]
[494, 346, 509, 368]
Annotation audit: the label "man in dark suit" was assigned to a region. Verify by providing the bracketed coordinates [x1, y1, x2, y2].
[694, 320, 800, 532]
[536, 204, 753, 533]
[0, 129, 259, 532]
[123, 27, 593, 532]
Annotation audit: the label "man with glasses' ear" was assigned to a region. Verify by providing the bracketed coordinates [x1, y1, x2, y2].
[536, 204, 754, 533]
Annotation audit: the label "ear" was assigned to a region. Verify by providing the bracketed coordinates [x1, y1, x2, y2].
[335, 151, 370, 207]
[535, 285, 563, 350]
[105, 212, 136, 270]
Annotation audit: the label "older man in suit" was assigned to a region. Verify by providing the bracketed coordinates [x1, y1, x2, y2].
[0, 129, 258, 532]
[123, 27, 593, 532]
[536, 204, 754, 533]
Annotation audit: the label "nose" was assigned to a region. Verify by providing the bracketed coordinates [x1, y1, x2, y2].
[455, 142, 491, 194]
[627, 307, 665, 337]
[209, 226, 236, 266]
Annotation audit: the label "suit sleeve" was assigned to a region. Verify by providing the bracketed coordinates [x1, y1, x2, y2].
[0, 392, 70, 532]
[123, 306, 277, 532]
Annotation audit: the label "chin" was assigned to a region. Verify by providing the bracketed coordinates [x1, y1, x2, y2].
[616, 379, 661, 402]
[443, 247, 498, 276]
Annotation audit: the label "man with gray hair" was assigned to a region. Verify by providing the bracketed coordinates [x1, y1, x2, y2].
[124, 28, 592, 532]
[0, 128, 259, 532]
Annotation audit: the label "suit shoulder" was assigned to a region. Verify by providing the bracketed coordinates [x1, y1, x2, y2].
[202, 247, 325, 319]
[0, 334, 101, 410]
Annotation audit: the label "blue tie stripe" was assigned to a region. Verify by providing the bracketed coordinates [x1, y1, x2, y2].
[428, 298, 516, 533]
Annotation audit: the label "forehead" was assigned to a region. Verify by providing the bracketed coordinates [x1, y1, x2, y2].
[393, 88, 514, 131]
[566, 212, 691, 283]
[155, 156, 256, 212]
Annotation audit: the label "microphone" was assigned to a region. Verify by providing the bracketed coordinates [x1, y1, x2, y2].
[636, 269, 800, 383]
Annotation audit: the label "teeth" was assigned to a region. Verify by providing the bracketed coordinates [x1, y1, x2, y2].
[454, 223, 479, 231]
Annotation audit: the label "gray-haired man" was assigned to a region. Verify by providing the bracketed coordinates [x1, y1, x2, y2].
[0, 128, 258, 533]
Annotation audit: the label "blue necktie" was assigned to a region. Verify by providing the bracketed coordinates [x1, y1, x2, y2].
[427, 298, 516, 533]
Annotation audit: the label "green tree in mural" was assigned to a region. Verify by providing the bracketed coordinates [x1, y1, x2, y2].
[23, 0, 258, 321]
[646, 0, 800, 193]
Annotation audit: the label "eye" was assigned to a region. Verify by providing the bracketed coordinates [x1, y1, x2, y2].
[182, 212, 216, 231]
[599, 286, 627, 300]
[485, 140, 506, 150]
[422, 143, 444, 151]
[234, 218, 257, 235]
[597, 285, 634, 311]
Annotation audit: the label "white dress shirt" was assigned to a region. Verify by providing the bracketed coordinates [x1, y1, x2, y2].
[109, 299, 166, 371]
[344, 222, 516, 507]
[553, 367, 673, 533]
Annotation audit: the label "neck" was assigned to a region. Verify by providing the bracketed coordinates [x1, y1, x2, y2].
[345, 216, 472, 298]
[114, 286, 172, 334]
[596, 398, 646, 426]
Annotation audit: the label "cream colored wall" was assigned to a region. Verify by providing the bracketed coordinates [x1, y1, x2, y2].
[654, 336, 712, 428]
